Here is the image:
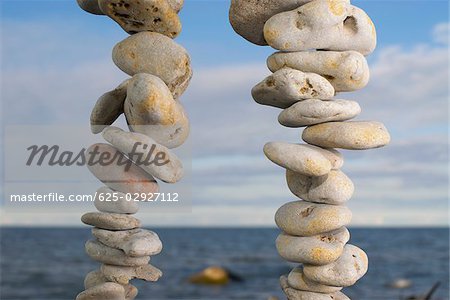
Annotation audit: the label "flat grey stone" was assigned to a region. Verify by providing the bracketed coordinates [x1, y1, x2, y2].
[101, 264, 163, 285]
[288, 266, 343, 293]
[280, 275, 350, 300]
[84, 271, 137, 300]
[81, 212, 141, 230]
[76, 282, 126, 300]
[94, 186, 139, 214]
[85, 239, 150, 267]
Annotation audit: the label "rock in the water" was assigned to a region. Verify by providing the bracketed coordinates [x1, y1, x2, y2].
[94, 186, 139, 214]
[229, 0, 312, 46]
[85, 240, 150, 266]
[302, 121, 391, 150]
[267, 51, 370, 92]
[275, 201, 352, 236]
[188, 266, 230, 285]
[76, 282, 126, 300]
[278, 99, 361, 127]
[276, 227, 350, 265]
[77, 0, 104, 15]
[303, 244, 368, 287]
[280, 275, 350, 300]
[90, 79, 129, 134]
[252, 68, 334, 109]
[98, 0, 181, 37]
[112, 32, 192, 98]
[121, 73, 190, 148]
[286, 169, 354, 205]
[81, 212, 141, 230]
[389, 278, 412, 289]
[264, 0, 376, 55]
[87, 143, 159, 195]
[288, 266, 343, 293]
[101, 264, 163, 285]
[92, 228, 163, 257]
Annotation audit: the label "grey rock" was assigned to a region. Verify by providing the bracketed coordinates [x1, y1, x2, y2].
[280, 275, 350, 300]
[84, 271, 137, 300]
[101, 264, 163, 285]
[81, 212, 141, 230]
[94, 186, 139, 214]
[85, 239, 150, 266]
[288, 266, 343, 293]
[77, 0, 104, 15]
[76, 282, 126, 300]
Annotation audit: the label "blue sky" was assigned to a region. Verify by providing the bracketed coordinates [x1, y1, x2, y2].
[0, 0, 449, 226]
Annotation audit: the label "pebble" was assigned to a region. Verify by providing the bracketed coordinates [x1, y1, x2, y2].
[278, 99, 361, 127]
[286, 169, 354, 205]
[101, 264, 163, 285]
[303, 244, 369, 287]
[122, 73, 190, 149]
[92, 228, 163, 257]
[251, 68, 335, 109]
[90, 79, 129, 134]
[275, 201, 352, 236]
[263, 0, 376, 55]
[94, 186, 139, 214]
[81, 212, 141, 230]
[98, 0, 181, 37]
[76, 0, 104, 15]
[264, 142, 334, 177]
[287, 266, 343, 293]
[112, 32, 192, 98]
[87, 143, 159, 195]
[280, 275, 350, 300]
[302, 121, 391, 150]
[267, 51, 370, 92]
[229, 0, 312, 46]
[85, 239, 150, 266]
[76, 282, 126, 300]
[276, 227, 350, 265]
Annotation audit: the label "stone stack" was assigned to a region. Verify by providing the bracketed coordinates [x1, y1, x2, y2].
[76, 0, 192, 299]
[229, 0, 390, 299]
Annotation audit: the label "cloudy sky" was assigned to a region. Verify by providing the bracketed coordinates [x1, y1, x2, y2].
[0, 0, 448, 227]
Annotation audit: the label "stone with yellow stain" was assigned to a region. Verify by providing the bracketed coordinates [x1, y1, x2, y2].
[276, 227, 350, 265]
[303, 244, 368, 287]
[263, 0, 376, 55]
[77, 0, 104, 15]
[252, 68, 335, 109]
[82, 212, 141, 230]
[287, 266, 343, 293]
[76, 282, 126, 300]
[275, 201, 352, 236]
[267, 51, 370, 92]
[280, 275, 350, 300]
[101, 264, 163, 285]
[188, 266, 230, 285]
[123, 73, 189, 149]
[113, 32, 192, 98]
[302, 121, 391, 150]
[85, 239, 150, 267]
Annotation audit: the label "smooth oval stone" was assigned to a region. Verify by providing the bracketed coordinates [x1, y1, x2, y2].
[85, 240, 150, 267]
[94, 186, 139, 214]
[84, 269, 108, 289]
[252, 68, 335, 109]
[286, 169, 354, 205]
[288, 266, 343, 293]
[101, 264, 163, 285]
[112, 32, 192, 98]
[229, 0, 312, 46]
[268, 51, 370, 92]
[302, 121, 391, 150]
[76, 282, 126, 300]
[77, 0, 104, 15]
[87, 143, 159, 195]
[92, 228, 163, 257]
[264, 0, 376, 55]
[167, 0, 183, 12]
[122, 73, 189, 149]
[91, 79, 129, 134]
[98, 0, 181, 37]
[81, 212, 141, 230]
[278, 99, 361, 127]
[276, 227, 350, 265]
[303, 244, 369, 287]
[275, 201, 352, 236]
[264, 142, 334, 176]
[280, 275, 350, 300]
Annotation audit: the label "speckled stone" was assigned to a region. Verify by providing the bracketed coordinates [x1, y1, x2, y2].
[85, 240, 150, 266]
[101, 264, 163, 285]
[76, 0, 104, 15]
[94, 186, 139, 214]
[81, 212, 141, 230]
[288, 266, 343, 293]
[76, 282, 126, 300]
[302, 121, 391, 150]
[280, 275, 350, 300]
[275, 201, 352, 236]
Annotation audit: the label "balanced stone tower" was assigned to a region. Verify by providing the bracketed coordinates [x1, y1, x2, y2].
[76, 0, 192, 299]
[230, 0, 390, 299]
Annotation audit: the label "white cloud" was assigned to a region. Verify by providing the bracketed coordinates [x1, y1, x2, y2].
[433, 22, 449, 45]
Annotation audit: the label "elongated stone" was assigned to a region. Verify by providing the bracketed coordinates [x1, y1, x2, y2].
[275, 201, 352, 236]
[94, 186, 139, 214]
[286, 169, 354, 205]
[112, 32, 192, 98]
[76, 0, 104, 15]
[81, 212, 141, 230]
[280, 275, 350, 300]
[276, 227, 350, 265]
[76, 282, 126, 300]
[252, 68, 334, 109]
[302, 121, 391, 150]
[267, 51, 370, 92]
[278, 99, 361, 128]
[264, 0, 376, 55]
[85, 240, 150, 266]
[288, 266, 343, 294]
[101, 264, 163, 285]
[303, 244, 369, 287]
[92, 228, 163, 257]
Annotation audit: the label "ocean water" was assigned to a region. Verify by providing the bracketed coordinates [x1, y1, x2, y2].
[0, 227, 448, 300]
